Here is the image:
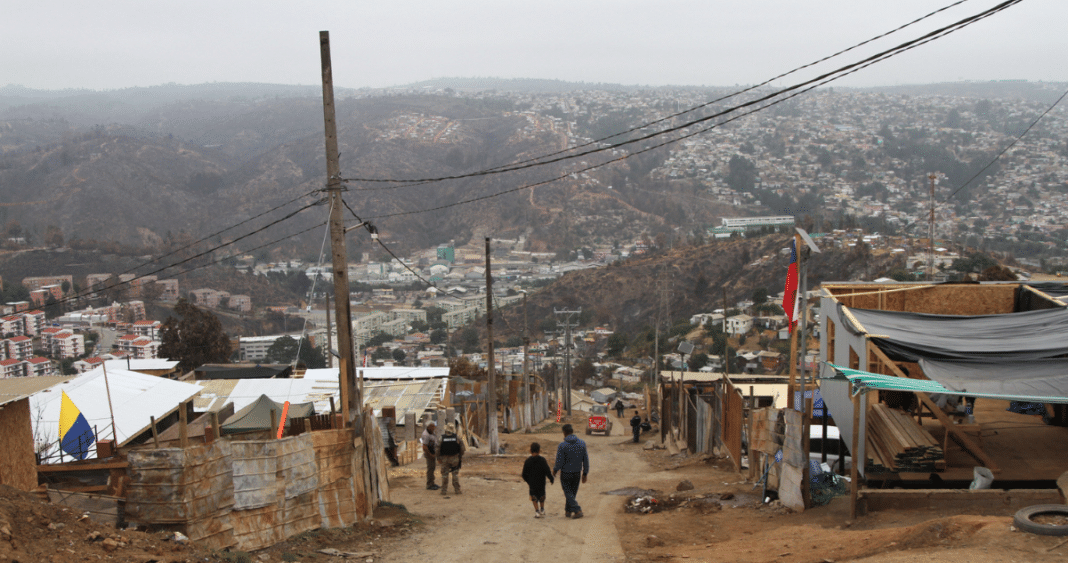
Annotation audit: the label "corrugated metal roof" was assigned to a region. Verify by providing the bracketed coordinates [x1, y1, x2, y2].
[29, 367, 203, 457]
[194, 369, 447, 421]
[302, 366, 449, 381]
[0, 376, 74, 407]
[103, 359, 179, 372]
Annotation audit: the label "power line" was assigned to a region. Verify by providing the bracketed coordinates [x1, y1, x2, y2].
[339, 0, 1010, 188]
[360, 0, 1022, 220]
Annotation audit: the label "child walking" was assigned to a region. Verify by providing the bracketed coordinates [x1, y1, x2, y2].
[521, 442, 554, 518]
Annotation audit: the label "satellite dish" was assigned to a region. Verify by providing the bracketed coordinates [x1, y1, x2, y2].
[677, 341, 695, 355]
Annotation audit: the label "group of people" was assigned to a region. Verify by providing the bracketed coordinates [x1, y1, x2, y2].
[420, 421, 467, 495]
[418, 418, 592, 519]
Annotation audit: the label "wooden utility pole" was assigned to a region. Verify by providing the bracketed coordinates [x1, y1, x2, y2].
[485, 238, 499, 454]
[325, 290, 333, 369]
[521, 290, 530, 431]
[320, 31, 358, 426]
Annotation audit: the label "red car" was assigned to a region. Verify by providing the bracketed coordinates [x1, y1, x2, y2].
[586, 404, 613, 435]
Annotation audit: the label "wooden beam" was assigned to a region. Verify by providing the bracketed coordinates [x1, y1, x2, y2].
[866, 341, 1000, 473]
[38, 461, 129, 473]
[850, 391, 862, 519]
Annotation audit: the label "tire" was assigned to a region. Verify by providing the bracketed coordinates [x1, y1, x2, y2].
[586, 427, 592, 435]
[1013, 504, 1068, 536]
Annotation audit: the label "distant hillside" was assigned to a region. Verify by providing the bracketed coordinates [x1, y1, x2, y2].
[858, 80, 1068, 103]
[498, 234, 900, 339]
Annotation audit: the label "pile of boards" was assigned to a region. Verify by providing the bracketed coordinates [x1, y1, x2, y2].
[866, 403, 945, 472]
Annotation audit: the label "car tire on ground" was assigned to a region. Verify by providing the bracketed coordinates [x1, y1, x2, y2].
[1013, 504, 1068, 536]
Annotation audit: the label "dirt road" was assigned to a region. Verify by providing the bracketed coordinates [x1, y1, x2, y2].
[382, 418, 655, 563]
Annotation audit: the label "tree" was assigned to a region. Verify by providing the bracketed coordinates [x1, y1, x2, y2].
[606, 332, 628, 357]
[430, 329, 447, 344]
[264, 335, 299, 364]
[689, 352, 709, 371]
[44, 225, 64, 248]
[391, 348, 407, 364]
[752, 287, 768, 305]
[573, 359, 596, 383]
[159, 298, 232, 372]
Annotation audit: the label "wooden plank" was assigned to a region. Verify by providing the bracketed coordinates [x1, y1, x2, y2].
[38, 461, 129, 473]
[867, 342, 999, 472]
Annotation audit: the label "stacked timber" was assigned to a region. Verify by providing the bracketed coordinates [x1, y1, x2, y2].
[865, 403, 945, 473]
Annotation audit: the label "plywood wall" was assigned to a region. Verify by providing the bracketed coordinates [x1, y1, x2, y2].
[0, 399, 38, 491]
[825, 284, 1017, 315]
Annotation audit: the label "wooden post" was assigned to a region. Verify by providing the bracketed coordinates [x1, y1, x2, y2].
[748, 385, 756, 481]
[485, 237, 499, 455]
[802, 396, 813, 509]
[270, 409, 278, 439]
[150, 415, 160, 448]
[320, 30, 357, 427]
[850, 391, 863, 519]
[211, 411, 221, 439]
[325, 289, 333, 369]
[178, 403, 189, 449]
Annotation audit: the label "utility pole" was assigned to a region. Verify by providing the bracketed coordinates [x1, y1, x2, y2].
[485, 238, 499, 454]
[554, 308, 580, 416]
[325, 290, 333, 369]
[654, 273, 671, 387]
[521, 290, 530, 431]
[320, 31, 358, 426]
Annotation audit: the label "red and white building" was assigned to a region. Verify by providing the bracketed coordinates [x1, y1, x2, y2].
[24, 356, 54, 377]
[73, 356, 105, 373]
[1, 315, 24, 337]
[54, 332, 85, 358]
[131, 320, 161, 340]
[116, 335, 160, 359]
[5, 336, 33, 360]
[21, 310, 44, 336]
[0, 358, 23, 378]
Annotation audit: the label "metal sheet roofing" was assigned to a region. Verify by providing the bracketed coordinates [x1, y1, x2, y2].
[0, 376, 73, 407]
[194, 367, 448, 420]
[29, 367, 204, 457]
[103, 359, 179, 372]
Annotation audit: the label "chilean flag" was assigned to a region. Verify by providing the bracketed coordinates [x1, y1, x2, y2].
[783, 239, 799, 332]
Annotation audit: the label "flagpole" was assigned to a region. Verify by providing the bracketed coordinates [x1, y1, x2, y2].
[102, 362, 118, 446]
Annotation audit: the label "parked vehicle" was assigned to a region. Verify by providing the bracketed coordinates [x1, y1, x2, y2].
[809, 424, 851, 473]
[586, 404, 613, 435]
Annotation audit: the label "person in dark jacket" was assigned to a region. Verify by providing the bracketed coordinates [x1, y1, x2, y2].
[521, 442, 554, 518]
[630, 411, 642, 443]
[436, 423, 466, 496]
[614, 399, 625, 418]
[552, 424, 590, 519]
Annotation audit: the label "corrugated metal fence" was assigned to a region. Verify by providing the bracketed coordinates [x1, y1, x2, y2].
[125, 409, 387, 552]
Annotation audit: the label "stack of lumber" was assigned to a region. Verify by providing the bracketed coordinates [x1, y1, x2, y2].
[866, 403, 945, 472]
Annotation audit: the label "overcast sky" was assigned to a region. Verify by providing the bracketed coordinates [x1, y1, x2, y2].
[6, 0, 1065, 91]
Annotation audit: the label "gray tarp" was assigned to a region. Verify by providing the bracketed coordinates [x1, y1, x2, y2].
[841, 305, 1068, 361]
[840, 305, 1068, 398]
[222, 394, 315, 435]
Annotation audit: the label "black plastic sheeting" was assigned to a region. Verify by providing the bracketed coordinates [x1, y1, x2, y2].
[840, 305, 1068, 397]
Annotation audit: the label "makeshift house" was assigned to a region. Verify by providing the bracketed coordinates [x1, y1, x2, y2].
[220, 394, 315, 436]
[819, 280, 1068, 485]
[0, 376, 72, 490]
[30, 367, 203, 460]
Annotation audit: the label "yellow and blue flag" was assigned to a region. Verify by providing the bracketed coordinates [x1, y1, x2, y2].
[58, 390, 95, 460]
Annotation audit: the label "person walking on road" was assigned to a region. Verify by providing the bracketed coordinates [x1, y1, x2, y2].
[521, 442, 554, 518]
[437, 423, 466, 496]
[630, 410, 642, 443]
[421, 421, 439, 490]
[552, 423, 589, 519]
[614, 399, 625, 418]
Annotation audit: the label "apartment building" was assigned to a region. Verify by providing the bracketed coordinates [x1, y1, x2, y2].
[131, 320, 161, 340]
[25, 356, 54, 377]
[22, 275, 72, 292]
[0, 358, 23, 378]
[5, 336, 32, 360]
